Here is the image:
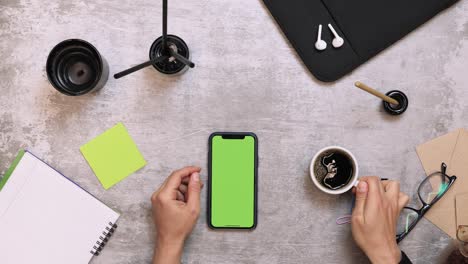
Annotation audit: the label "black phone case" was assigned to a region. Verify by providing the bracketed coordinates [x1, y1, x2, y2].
[207, 132, 258, 230]
[262, 0, 459, 82]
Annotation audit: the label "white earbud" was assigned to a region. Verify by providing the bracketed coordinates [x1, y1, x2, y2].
[315, 24, 327, 51]
[328, 24, 344, 48]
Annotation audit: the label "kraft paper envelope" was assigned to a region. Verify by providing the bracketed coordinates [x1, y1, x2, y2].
[416, 128, 468, 239]
[456, 193, 468, 227]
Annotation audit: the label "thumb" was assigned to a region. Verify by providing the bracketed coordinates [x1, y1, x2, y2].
[187, 172, 201, 213]
[352, 181, 368, 222]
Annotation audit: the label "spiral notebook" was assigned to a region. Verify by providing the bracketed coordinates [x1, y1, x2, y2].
[0, 150, 120, 264]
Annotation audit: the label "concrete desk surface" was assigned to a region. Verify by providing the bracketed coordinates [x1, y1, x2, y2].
[1, 0, 467, 263]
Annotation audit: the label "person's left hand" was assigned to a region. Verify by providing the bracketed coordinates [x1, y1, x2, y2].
[151, 166, 203, 264]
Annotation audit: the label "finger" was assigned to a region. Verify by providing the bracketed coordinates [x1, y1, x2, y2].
[381, 179, 396, 191]
[381, 180, 390, 189]
[375, 177, 385, 194]
[352, 181, 368, 223]
[151, 191, 158, 203]
[179, 184, 188, 194]
[362, 176, 384, 215]
[398, 192, 410, 211]
[161, 166, 201, 199]
[180, 177, 203, 193]
[182, 177, 205, 189]
[361, 176, 383, 196]
[183, 176, 203, 188]
[176, 190, 185, 202]
[154, 171, 187, 198]
[383, 180, 400, 199]
[182, 176, 190, 184]
[186, 172, 202, 214]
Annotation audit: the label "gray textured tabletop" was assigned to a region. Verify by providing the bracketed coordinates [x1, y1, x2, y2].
[1, 0, 467, 263]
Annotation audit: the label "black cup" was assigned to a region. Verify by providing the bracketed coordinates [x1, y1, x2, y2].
[383, 90, 408, 115]
[46, 39, 109, 96]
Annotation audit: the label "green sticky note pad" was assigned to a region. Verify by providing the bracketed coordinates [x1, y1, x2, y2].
[80, 123, 146, 189]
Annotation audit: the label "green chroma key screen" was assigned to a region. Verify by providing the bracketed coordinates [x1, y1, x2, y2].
[210, 135, 256, 228]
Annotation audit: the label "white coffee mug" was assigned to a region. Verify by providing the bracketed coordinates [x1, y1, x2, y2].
[310, 146, 359, 195]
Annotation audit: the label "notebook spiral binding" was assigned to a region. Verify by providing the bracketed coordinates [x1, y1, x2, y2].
[90, 222, 118, 256]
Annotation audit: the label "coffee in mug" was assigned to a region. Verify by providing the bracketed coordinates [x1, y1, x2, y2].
[310, 146, 359, 195]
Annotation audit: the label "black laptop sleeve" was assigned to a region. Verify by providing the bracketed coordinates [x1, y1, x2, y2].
[263, 0, 459, 82]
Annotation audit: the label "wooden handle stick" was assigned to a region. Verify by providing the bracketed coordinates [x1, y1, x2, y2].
[354, 81, 399, 105]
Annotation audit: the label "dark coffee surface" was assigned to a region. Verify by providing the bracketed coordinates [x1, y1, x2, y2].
[313, 149, 354, 190]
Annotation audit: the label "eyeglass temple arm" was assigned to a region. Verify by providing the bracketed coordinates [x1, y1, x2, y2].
[441, 162, 447, 175]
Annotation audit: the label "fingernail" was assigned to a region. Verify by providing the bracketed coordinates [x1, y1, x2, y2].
[358, 181, 368, 193]
[193, 172, 200, 182]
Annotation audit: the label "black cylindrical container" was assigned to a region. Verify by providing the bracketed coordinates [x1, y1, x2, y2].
[46, 39, 109, 96]
[383, 90, 408, 115]
[149, 35, 190, 75]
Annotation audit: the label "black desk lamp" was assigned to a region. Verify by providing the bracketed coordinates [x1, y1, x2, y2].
[114, 0, 194, 79]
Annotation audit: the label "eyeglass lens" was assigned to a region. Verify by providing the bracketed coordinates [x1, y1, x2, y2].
[419, 173, 450, 204]
[396, 173, 450, 236]
[396, 208, 419, 236]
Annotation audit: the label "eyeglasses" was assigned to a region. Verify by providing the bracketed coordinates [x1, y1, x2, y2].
[396, 163, 457, 243]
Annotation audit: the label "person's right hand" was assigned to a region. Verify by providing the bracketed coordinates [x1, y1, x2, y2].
[351, 177, 409, 264]
[151, 166, 203, 264]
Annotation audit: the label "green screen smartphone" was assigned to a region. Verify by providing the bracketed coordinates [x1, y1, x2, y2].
[208, 132, 258, 229]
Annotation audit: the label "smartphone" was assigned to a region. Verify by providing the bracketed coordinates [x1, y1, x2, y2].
[208, 132, 258, 229]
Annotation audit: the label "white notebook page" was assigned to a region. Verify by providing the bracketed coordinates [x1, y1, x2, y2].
[0, 152, 120, 264]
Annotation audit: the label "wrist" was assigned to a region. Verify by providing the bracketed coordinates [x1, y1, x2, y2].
[156, 234, 185, 247]
[153, 237, 184, 264]
[367, 246, 401, 264]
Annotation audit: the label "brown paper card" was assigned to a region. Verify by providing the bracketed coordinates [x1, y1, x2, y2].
[456, 193, 468, 227]
[416, 129, 461, 175]
[416, 129, 464, 239]
[447, 130, 468, 237]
